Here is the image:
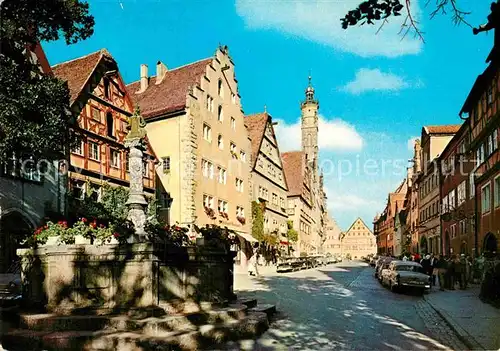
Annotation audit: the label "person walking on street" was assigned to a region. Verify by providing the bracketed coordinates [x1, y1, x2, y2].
[436, 255, 446, 291]
[421, 255, 432, 282]
[430, 254, 438, 286]
[446, 256, 456, 290]
[458, 254, 467, 289]
[248, 243, 260, 276]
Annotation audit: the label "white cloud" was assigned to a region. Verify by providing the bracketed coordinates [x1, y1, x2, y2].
[274, 116, 364, 152]
[235, 0, 422, 58]
[407, 136, 419, 151]
[341, 68, 410, 94]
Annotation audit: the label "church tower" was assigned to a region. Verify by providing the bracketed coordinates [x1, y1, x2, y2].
[301, 75, 319, 180]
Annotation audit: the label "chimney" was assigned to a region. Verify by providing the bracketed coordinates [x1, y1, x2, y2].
[156, 61, 168, 85]
[138, 64, 148, 93]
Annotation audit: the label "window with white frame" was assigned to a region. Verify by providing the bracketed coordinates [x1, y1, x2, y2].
[218, 135, 224, 150]
[487, 134, 493, 156]
[451, 224, 457, 239]
[476, 144, 485, 166]
[280, 197, 285, 208]
[217, 105, 223, 122]
[470, 173, 475, 199]
[495, 176, 500, 208]
[494, 129, 498, 151]
[218, 167, 227, 184]
[236, 206, 244, 217]
[206, 95, 214, 113]
[71, 179, 85, 200]
[231, 117, 236, 130]
[235, 178, 244, 192]
[143, 161, 150, 178]
[231, 93, 236, 104]
[162, 156, 170, 173]
[203, 124, 212, 142]
[457, 181, 466, 206]
[72, 139, 84, 155]
[111, 149, 121, 168]
[88, 142, 100, 161]
[459, 219, 466, 235]
[481, 183, 491, 213]
[218, 200, 228, 214]
[203, 194, 214, 209]
[202, 160, 214, 179]
[230, 142, 236, 153]
[240, 151, 246, 162]
[272, 193, 278, 205]
[442, 194, 449, 213]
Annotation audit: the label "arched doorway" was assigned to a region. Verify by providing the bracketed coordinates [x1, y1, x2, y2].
[483, 233, 498, 257]
[420, 236, 428, 255]
[444, 231, 451, 255]
[0, 210, 34, 272]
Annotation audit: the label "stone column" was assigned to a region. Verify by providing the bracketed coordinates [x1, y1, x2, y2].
[125, 108, 148, 242]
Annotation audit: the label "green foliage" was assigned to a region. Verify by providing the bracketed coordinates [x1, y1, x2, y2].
[195, 224, 237, 248]
[287, 220, 298, 243]
[100, 183, 129, 221]
[145, 222, 190, 247]
[251, 201, 264, 241]
[0, 0, 94, 162]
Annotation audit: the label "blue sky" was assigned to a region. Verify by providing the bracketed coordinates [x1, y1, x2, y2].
[44, 0, 494, 231]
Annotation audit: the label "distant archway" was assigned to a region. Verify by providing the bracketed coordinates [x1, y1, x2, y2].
[0, 210, 34, 272]
[483, 233, 498, 256]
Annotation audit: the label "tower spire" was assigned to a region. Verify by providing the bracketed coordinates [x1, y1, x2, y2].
[304, 72, 316, 103]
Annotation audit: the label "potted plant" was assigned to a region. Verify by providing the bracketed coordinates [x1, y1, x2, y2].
[236, 216, 246, 225]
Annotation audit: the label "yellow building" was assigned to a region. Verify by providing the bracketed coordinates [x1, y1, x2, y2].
[341, 218, 377, 259]
[245, 112, 289, 245]
[127, 46, 252, 242]
[323, 216, 342, 256]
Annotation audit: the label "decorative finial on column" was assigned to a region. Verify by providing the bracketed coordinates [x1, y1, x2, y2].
[264, 104, 267, 113]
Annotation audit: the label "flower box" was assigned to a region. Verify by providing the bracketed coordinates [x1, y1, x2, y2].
[236, 216, 246, 224]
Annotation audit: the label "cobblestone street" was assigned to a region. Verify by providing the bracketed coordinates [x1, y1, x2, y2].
[226, 261, 467, 350]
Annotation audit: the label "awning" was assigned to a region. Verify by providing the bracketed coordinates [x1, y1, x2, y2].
[235, 232, 258, 243]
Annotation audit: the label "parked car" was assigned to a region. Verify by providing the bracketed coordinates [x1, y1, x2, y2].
[0, 260, 22, 313]
[375, 257, 395, 280]
[382, 261, 431, 294]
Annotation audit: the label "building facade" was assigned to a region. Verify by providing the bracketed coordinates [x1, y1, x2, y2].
[323, 216, 342, 256]
[0, 43, 67, 273]
[52, 49, 156, 204]
[282, 77, 328, 256]
[460, 24, 500, 256]
[417, 125, 459, 255]
[245, 112, 289, 244]
[127, 46, 252, 243]
[342, 218, 377, 259]
[439, 123, 475, 256]
[409, 139, 422, 253]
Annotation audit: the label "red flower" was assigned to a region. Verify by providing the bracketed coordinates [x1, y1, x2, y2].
[99, 224, 105, 228]
[113, 232, 120, 238]
[164, 225, 170, 231]
[175, 226, 181, 231]
[90, 221, 97, 229]
[81, 217, 88, 223]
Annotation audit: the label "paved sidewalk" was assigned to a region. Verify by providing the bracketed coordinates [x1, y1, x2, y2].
[425, 286, 500, 350]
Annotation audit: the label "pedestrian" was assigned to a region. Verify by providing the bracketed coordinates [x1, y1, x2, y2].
[466, 255, 473, 285]
[458, 254, 467, 289]
[430, 254, 438, 286]
[436, 255, 446, 291]
[248, 243, 260, 276]
[421, 255, 432, 279]
[403, 255, 408, 261]
[449, 255, 457, 290]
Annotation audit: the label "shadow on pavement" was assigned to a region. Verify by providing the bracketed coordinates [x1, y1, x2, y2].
[230, 265, 457, 351]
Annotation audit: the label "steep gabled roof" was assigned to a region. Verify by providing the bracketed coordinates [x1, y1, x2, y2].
[282, 151, 304, 197]
[245, 112, 268, 167]
[52, 50, 105, 104]
[126, 58, 212, 119]
[345, 217, 374, 235]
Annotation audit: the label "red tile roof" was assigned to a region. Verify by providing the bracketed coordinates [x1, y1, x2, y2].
[52, 50, 107, 105]
[126, 59, 212, 118]
[424, 125, 462, 135]
[245, 112, 269, 167]
[282, 151, 304, 197]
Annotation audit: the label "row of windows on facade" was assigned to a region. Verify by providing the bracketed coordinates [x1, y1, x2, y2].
[263, 218, 287, 233]
[205, 82, 237, 125]
[343, 245, 375, 250]
[446, 218, 471, 240]
[475, 128, 498, 167]
[201, 159, 244, 191]
[470, 79, 497, 123]
[72, 141, 151, 178]
[70, 180, 101, 201]
[479, 177, 500, 214]
[202, 124, 246, 160]
[88, 106, 127, 138]
[258, 186, 285, 208]
[203, 194, 244, 217]
[299, 221, 311, 235]
[256, 156, 284, 185]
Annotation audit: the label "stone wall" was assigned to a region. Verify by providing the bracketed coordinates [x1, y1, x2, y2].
[17, 243, 235, 314]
